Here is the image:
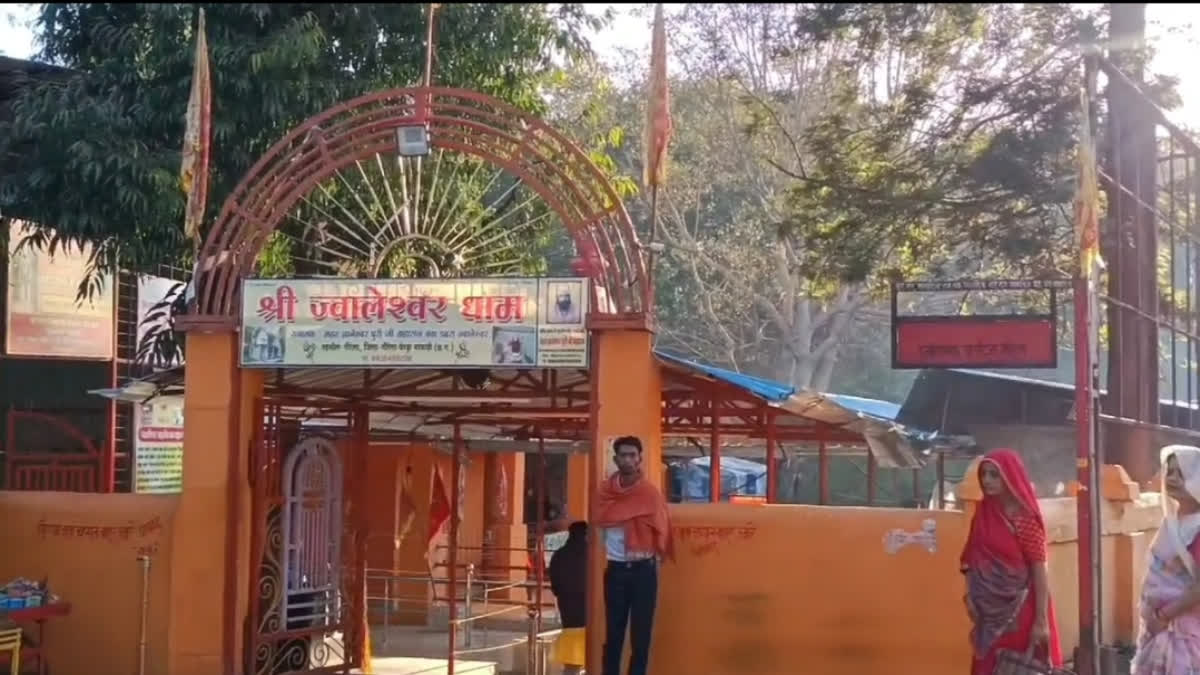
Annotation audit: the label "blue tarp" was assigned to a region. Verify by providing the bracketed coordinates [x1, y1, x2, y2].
[654, 349, 927, 467]
[654, 350, 795, 403]
[824, 394, 902, 421]
[679, 455, 768, 502]
[655, 350, 901, 421]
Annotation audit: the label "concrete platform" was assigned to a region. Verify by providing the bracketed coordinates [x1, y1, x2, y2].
[370, 624, 522, 673]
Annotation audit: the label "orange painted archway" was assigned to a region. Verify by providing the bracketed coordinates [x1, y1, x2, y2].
[187, 86, 650, 325]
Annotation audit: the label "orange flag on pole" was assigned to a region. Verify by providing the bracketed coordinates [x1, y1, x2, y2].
[181, 8, 213, 248]
[642, 3, 673, 190]
[1075, 87, 1102, 281]
[1075, 85, 1104, 381]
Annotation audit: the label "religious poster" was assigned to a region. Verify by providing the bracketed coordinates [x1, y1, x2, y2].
[133, 395, 185, 494]
[6, 221, 114, 359]
[239, 277, 589, 368]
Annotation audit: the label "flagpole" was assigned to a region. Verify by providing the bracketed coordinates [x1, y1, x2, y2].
[648, 183, 659, 298]
[642, 3, 670, 312]
[424, 4, 438, 89]
[1073, 50, 1101, 675]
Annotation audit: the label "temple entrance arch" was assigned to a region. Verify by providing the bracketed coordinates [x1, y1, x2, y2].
[186, 86, 650, 327]
[169, 83, 664, 675]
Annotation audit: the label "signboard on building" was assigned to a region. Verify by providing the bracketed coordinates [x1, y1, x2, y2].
[134, 395, 184, 494]
[891, 317, 1058, 369]
[239, 277, 590, 369]
[890, 279, 1065, 370]
[6, 221, 114, 359]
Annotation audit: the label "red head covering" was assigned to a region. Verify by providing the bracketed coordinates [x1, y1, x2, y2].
[960, 448, 1043, 568]
[981, 449, 1041, 521]
[960, 449, 1061, 671]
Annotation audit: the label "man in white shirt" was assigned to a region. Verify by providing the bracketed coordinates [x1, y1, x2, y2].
[593, 436, 671, 675]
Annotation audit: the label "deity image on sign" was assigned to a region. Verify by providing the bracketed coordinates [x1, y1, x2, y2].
[242, 325, 287, 365]
[545, 280, 583, 325]
[492, 326, 536, 365]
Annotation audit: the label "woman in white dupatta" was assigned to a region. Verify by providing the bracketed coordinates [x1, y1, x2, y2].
[1133, 445, 1200, 674]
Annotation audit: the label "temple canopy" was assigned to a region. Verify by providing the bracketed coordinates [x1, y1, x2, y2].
[93, 349, 938, 467]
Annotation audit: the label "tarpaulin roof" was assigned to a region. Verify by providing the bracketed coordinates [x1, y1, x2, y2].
[654, 351, 930, 467]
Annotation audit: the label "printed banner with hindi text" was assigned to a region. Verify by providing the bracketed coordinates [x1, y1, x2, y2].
[6, 222, 114, 359]
[240, 277, 590, 368]
[134, 395, 184, 494]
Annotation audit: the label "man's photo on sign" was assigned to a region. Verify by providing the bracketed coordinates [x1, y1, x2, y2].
[545, 280, 583, 325]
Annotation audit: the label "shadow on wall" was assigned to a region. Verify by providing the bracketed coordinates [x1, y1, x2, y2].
[0, 492, 176, 675]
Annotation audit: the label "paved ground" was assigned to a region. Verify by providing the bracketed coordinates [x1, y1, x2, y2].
[357, 656, 497, 674]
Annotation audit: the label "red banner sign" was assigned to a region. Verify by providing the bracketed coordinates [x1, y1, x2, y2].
[892, 317, 1057, 369]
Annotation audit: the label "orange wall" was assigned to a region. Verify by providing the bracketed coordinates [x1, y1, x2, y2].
[0, 492, 176, 675]
[653, 503, 972, 675]
[652, 490, 1159, 675]
[429, 449, 487, 584]
[364, 443, 490, 620]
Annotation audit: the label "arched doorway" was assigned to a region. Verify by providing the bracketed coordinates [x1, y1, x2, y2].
[180, 86, 651, 675]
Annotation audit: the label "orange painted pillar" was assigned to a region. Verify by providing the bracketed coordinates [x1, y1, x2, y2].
[363, 446, 404, 623]
[482, 451, 527, 595]
[566, 452, 590, 521]
[166, 331, 262, 675]
[585, 325, 663, 675]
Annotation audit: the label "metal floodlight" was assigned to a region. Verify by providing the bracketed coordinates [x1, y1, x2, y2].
[396, 124, 431, 157]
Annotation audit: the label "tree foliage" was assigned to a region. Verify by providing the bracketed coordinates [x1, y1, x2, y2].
[0, 3, 605, 293]
[568, 3, 1178, 396]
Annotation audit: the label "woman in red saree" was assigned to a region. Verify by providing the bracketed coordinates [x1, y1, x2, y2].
[960, 449, 1062, 674]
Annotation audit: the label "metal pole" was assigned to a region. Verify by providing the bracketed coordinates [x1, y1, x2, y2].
[137, 555, 151, 675]
[423, 4, 437, 89]
[529, 436, 548, 673]
[648, 183, 660, 303]
[818, 440, 829, 505]
[106, 278, 118, 493]
[448, 423, 462, 673]
[936, 452, 946, 509]
[1075, 279, 1098, 675]
[765, 411, 777, 503]
[1074, 48, 1102, 675]
[464, 563, 474, 648]
[867, 449, 876, 506]
[710, 398, 721, 503]
[382, 574, 391, 649]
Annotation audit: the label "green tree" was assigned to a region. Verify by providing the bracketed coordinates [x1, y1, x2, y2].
[589, 4, 1174, 395]
[0, 2, 606, 293]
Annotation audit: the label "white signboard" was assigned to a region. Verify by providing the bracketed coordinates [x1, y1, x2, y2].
[239, 277, 590, 368]
[134, 395, 184, 494]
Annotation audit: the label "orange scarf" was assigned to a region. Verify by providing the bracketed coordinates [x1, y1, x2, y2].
[594, 473, 674, 560]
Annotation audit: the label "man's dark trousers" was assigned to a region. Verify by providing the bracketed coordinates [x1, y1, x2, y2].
[602, 558, 657, 675]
